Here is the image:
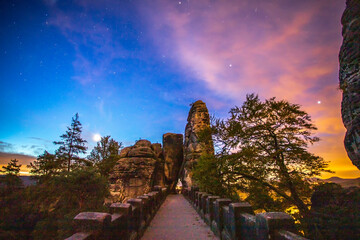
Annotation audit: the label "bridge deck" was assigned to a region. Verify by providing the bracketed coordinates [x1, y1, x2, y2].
[142, 194, 217, 240]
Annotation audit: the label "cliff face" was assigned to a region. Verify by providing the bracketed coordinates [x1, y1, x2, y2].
[182, 100, 214, 187]
[110, 134, 184, 202]
[109, 140, 160, 202]
[339, 0, 360, 170]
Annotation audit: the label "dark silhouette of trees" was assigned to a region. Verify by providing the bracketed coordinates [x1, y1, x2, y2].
[87, 136, 122, 176]
[308, 183, 360, 240]
[28, 151, 60, 181]
[54, 113, 88, 172]
[0, 159, 22, 190]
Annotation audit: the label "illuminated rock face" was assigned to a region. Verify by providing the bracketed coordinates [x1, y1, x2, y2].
[109, 140, 160, 202]
[339, 0, 360, 170]
[110, 135, 184, 201]
[182, 100, 214, 187]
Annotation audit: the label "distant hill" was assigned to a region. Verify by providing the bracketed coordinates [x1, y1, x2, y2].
[321, 177, 360, 188]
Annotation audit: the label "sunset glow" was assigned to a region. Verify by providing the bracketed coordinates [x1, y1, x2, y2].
[0, 0, 359, 179]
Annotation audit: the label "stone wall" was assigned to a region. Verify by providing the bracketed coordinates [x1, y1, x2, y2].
[183, 187, 309, 240]
[181, 100, 214, 187]
[65, 186, 169, 240]
[339, 0, 360, 169]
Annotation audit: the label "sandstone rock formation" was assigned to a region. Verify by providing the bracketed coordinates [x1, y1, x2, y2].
[339, 0, 360, 170]
[181, 100, 214, 187]
[163, 133, 183, 192]
[109, 140, 160, 202]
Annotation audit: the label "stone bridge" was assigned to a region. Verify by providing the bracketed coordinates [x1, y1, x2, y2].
[65, 100, 308, 240]
[65, 187, 308, 240]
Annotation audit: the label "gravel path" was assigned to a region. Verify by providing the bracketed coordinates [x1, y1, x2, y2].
[141, 194, 218, 240]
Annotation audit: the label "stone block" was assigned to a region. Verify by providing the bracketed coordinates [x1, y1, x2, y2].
[255, 212, 297, 240]
[211, 199, 231, 236]
[205, 196, 220, 225]
[73, 212, 111, 233]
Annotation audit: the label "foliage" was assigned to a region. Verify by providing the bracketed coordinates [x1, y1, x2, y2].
[0, 159, 22, 192]
[28, 151, 60, 182]
[54, 113, 88, 172]
[0, 168, 109, 240]
[87, 136, 122, 176]
[308, 183, 360, 240]
[193, 94, 331, 223]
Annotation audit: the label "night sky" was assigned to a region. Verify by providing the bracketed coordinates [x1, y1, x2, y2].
[1, 0, 359, 178]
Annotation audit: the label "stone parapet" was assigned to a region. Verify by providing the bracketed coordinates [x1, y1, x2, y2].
[65, 186, 169, 240]
[183, 188, 308, 240]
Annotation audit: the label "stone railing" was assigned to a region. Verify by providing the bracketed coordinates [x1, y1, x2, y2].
[64, 185, 169, 240]
[183, 187, 309, 240]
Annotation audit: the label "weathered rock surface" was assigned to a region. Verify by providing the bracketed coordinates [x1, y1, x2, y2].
[181, 100, 214, 187]
[109, 140, 159, 202]
[163, 133, 183, 192]
[339, 0, 360, 169]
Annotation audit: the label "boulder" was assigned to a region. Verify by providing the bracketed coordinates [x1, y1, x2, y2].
[109, 140, 160, 202]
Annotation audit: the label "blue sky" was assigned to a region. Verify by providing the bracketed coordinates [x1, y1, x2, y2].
[1, 0, 359, 178]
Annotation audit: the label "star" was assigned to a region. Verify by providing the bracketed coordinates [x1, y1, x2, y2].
[317, 100, 321, 104]
[229, 64, 232, 67]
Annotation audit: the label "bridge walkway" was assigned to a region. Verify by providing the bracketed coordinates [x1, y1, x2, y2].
[141, 194, 217, 240]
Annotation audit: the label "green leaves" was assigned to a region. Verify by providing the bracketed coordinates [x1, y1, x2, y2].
[195, 93, 331, 226]
[87, 136, 122, 176]
[53, 113, 88, 172]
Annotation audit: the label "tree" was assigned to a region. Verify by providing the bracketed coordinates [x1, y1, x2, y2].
[54, 113, 88, 172]
[28, 151, 60, 181]
[0, 159, 22, 191]
[87, 136, 122, 176]
[194, 94, 331, 222]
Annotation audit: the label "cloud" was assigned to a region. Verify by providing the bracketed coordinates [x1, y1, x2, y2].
[0, 141, 14, 152]
[138, 0, 356, 177]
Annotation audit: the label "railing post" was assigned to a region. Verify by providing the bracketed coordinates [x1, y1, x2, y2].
[211, 198, 232, 237]
[69, 212, 111, 240]
[221, 202, 254, 240]
[127, 198, 144, 239]
[200, 193, 210, 218]
[205, 196, 220, 225]
[255, 212, 297, 240]
[109, 203, 132, 239]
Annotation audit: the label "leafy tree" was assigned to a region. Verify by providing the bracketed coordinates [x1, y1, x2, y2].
[87, 136, 122, 176]
[0, 159, 22, 190]
[28, 151, 60, 181]
[194, 94, 331, 222]
[54, 113, 88, 172]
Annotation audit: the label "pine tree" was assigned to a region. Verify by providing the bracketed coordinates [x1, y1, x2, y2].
[54, 113, 88, 172]
[0, 159, 22, 190]
[28, 151, 60, 180]
[87, 136, 122, 176]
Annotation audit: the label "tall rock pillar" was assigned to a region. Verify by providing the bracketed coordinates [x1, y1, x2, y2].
[181, 100, 214, 187]
[339, 0, 360, 169]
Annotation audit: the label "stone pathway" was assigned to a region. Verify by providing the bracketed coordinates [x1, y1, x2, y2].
[141, 194, 217, 240]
